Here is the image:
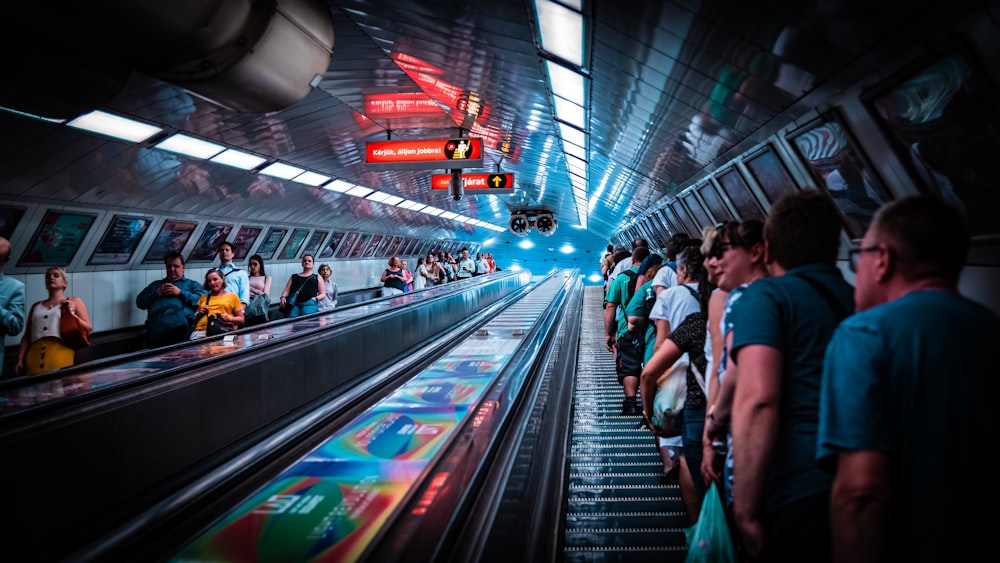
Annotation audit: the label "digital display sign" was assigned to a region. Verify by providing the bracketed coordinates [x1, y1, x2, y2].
[366, 138, 484, 170]
[430, 173, 513, 192]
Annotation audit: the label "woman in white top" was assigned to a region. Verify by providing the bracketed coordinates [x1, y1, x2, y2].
[317, 263, 338, 312]
[15, 267, 92, 376]
[413, 257, 428, 291]
[246, 254, 272, 326]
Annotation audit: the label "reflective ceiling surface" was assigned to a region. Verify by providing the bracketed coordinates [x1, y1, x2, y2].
[0, 0, 988, 268]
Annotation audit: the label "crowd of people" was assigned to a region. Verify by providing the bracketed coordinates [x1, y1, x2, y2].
[602, 191, 998, 562]
[383, 249, 498, 296]
[1, 238, 494, 377]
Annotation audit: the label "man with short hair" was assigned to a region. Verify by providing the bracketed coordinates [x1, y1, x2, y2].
[0, 236, 25, 376]
[604, 246, 650, 416]
[456, 248, 475, 280]
[136, 251, 204, 347]
[216, 241, 249, 308]
[728, 191, 853, 562]
[818, 196, 999, 563]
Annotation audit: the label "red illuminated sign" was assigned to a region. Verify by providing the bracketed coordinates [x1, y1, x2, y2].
[431, 173, 514, 190]
[364, 93, 442, 116]
[366, 138, 484, 170]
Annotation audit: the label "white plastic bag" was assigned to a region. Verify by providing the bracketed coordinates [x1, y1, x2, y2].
[652, 360, 687, 436]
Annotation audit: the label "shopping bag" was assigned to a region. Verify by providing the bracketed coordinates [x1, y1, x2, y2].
[684, 481, 736, 563]
[652, 360, 687, 436]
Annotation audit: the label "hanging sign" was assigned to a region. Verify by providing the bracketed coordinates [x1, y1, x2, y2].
[431, 173, 514, 194]
[366, 138, 484, 170]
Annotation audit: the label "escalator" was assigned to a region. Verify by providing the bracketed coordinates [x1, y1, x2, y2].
[562, 286, 688, 562]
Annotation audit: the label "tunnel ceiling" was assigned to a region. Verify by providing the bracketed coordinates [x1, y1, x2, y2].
[0, 0, 976, 256]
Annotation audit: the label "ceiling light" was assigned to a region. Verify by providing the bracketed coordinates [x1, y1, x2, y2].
[292, 171, 331, 186]
[560, 243, 575, 254]
[558, 122, 586, 147]
[260, 162, 304, 179]
[323, 179, 355, 192]
[533, 0, 584, 67]
[546, 60, 584, 106]
[154, 133, 225, 159]
[518, 239, 535, 249]
[440, 211, 459, 220]
[553, 96, 585, 129]
[424, 207, 446, 216]
[365, 191, 392, 202]
[346, 185, 375, 197]
[67, 110, 162, 143]
[382, 195, 404, 206]
[563, 141, 586, 160]
[210, 149, 268, 170]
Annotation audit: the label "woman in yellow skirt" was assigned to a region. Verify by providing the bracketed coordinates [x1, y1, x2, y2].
[15, 267, 92, 376]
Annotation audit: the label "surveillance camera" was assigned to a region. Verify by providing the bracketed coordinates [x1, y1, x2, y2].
[452, 193, 462, 201]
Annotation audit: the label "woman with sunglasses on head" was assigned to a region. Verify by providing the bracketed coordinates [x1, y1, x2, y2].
[699, 220, 767, 507]
[15, 267, 92, 376]
[245, 254, 272, 326]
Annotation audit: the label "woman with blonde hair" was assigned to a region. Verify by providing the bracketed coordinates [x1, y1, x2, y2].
[190, 269, 244, 339]
[15, 267, 92, 375]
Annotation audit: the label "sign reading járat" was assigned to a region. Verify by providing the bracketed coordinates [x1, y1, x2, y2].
[431, 173, 514, 193]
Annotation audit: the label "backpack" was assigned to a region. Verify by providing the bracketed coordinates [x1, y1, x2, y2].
[620, 269, 639, 304]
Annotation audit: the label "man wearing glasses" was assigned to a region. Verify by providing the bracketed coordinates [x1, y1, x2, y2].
[817, 196, 999, 563]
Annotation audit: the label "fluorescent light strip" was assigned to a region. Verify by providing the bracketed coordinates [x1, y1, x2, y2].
[155, 133, 225, 159]
[534, 0, 584, 67]
[553, 96, 585, 128]
[558, 122, 586, 147]
[365, 191, 392, 203]
[563, 141, 586, 160]
[424, 207, 446, 217]
[346, 185, 375, 197]
[546, 60, 585, 106]
[323, 179, 355, 192]
[0, 105, 65, 123]
[67, 110, 162, 143]
[210, 148, 268, 170]
[440, 211, 459, 220]
[382, 195, 404, 206]
[260, 162, 304, 180]
[293, 171, 331, 186]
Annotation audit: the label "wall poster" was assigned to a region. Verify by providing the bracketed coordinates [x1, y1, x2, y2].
[255, 227, 287, 261]
[278, 228, 310, 260]
[321, 232, 345, 258]
[336, 232, 359, 258]
[0, 205, 27, 240]
[787, 113, 890, 239]
[231, 226, 262, 261]
[18, 210, 97, 266]
[713, 168, 766, 222]
[743, 145, 800, 205]
[88, 215, 152, 265]
[188, 223, 234, 262]
[302, 230, 328, 257]
[143, 220, 198, 263]
[866, 48, 1000, 236]
[696, 181, 735, 222]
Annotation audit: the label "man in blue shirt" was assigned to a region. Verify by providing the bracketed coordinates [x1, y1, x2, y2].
[817, 196, 999, 563]
[0, 236, 25, 376]
[216, 241, 249, 309]
[136, 251, 204, 347]
[728, 191, 852, 562]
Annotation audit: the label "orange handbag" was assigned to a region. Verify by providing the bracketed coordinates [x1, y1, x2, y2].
[59, 301, 90, 350]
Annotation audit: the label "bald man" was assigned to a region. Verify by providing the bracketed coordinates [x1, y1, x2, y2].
[0, 237, 26, 377]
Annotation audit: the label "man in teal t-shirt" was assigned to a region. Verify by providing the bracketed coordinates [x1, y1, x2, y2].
[604, 247, 649, 416]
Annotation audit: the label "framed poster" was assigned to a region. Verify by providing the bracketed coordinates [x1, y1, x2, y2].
[320, 231, 345, 258]
[255, 227, 287, 261]
[302, 230, 328, 257]
[787, 113, 890, 238]
[88, 215, 152, 265]
[714, 168, 766, 221]
[278, 228, 310, 260]
[143, 220, 197, 263]
[336, 232, 359, 258]
[682, 192, 713, 231]
[743, 145, 800, 204]
[696, 181, 735, 222]
[0, 205, 27, 240]
[669, 201, 698, 236]
[865, 48, 1000, 236]
[351, 234, 373, 258]
[364, 235, 384, 257]
[188, 223, 234, 262]
[231, 226, 262, 261]
[18, 210, 97, 266]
